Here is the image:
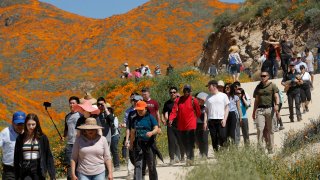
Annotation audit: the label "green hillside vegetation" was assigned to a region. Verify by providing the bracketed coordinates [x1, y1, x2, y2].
[213, 0, 320, 31]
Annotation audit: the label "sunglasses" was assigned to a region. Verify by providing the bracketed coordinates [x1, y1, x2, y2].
[261, 75, 268, 78]
[169, 91, 177, 94]
[97, 103, 104, 106]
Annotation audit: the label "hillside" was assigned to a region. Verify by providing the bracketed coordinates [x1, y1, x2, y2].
[197, 0, 320, 76]
[0, 0, 238, 126]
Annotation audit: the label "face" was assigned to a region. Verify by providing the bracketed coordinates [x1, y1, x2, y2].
[300, 67, 305, 72]
[217, 86, 224, 92]
[69, 100, 78, 112]
[83, 111, 91, 118]
[97, 101, 105, 110]
[26, 119, 36, 134]
[13, 123, 24, 134]
[197, 98, 205, 106]
[183, 89, 191, 96]
[225, 86, 230, 94]
[142, 91, 150, 101]
[84, 129, 97, 138]
[137, 109, 147, 116]
[169, 89, 177, 99]
[208, 85, 217, 93]
[235, 90, 241, 97]
[289, 65, 295, 71]
[260, 72, 269, 82]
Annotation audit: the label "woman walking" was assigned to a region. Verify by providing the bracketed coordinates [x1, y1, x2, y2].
[224, 83, 242, 145]
[300, 65, 312, 113]
[236, 88, 250, 145]
[228, 46, 242, 82]
[14, 113, 55, 180]
[71, 118, 113, 180]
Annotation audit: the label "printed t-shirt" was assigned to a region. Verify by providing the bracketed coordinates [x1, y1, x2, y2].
[132, 113, 158, 141]
[145, 99, 159, 118]
[205, 92, 230, 120]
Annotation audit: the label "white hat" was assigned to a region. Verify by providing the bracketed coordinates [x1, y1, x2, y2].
[218, 80, 225, 87]
[196, 92, 208, 101]
[297, 53, 302, 58]
[124, 63, 128, 66]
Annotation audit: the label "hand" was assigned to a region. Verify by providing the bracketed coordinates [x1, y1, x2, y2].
[108, 173, 113, 180]
[252, 111, 256, 120]
[125, 140, 130, 148]
[157, 128, 162, 134]
[203, 123, 207, 131]
[274, 105, 279, 112]
[60, 137, 65, 142]
[71, 175, 78, 180]
[162, 120, 167, 126]
[221, 120, 226, 127]
[240, 119, 243, 127]
[146, 131, 153, 137]
[168, 121, 173, 127]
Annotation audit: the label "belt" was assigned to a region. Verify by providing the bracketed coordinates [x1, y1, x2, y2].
[2, 164, 14, 170]
[258, 105, 273, 108]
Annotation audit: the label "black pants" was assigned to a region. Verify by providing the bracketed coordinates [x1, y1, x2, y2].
[208, 120, 227, 151]
[179, 130, 195, 160]
[21, 159, 45, 180]
[195, 123, 209, 157]
[281, 54, 291, 77]
[240, 118, 250, 144]
[300, 83, 311, 102]
[2, 164, 15, 180]
[167, 125, 184, 160]
[134, 141, 158, 180]
[227, 111, 240, 145]
[287, 89, 301, 120]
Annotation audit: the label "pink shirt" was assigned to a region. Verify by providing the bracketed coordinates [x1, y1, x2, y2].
[72, 135, 111, 175]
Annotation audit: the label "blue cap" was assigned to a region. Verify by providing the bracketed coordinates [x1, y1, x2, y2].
[133, 95, 143, 101]
[183, 84, 192, 91]
[12, 111, 26, 124]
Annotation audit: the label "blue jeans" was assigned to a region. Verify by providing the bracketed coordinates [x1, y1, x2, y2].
[111, 134, 120, 168]
[78, 171, 105, 180]
[317, 53, 320, 72]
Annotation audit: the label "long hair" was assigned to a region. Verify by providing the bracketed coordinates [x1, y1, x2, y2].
[238, 88, 247, 105]
[224, 83, 236, 98]
[23, 113, 44, 141]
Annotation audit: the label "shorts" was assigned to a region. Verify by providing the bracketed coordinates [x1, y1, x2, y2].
[230, 64, 240, 74]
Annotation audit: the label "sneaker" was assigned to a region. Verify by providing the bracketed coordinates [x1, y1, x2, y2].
[303, 109, 306, 114]
[298, 117, 302, 122]
[169, 159, 175, 165]
[279, 126, 285, 130]
[290, 118, 294, 122]
[126, 173, 134, 180]
[306, 106, 309, 112]
[274, 127, 279, 132]
[186, 159, 194, 166]
[180, 157, 185, 163]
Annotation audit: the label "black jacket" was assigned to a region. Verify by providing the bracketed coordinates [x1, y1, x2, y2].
[14, 134, 56, 179]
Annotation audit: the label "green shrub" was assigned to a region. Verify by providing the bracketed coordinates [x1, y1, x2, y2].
[213, 10, 236, 31]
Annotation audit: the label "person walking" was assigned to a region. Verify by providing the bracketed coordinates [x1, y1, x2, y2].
[280, 34, 294, 75]
[163, 87, 185, 164]
[71, 118, 113, 180]
[281, 61, 303, 122]
[0, 111, 26, 180]
[154, 65, 161, 76]
[205, 80, 230, 151]
[208, 63, 218, 77]
[63, 96, 81, 180]
[299, 65, 312, 113]
[195, 92, 209, 158]
[304, 48, 315, 86]
[252, 71, 280, 154]
[228, 46, 242, 82]
[129, 101, 159, 180]
[236, 88, 250, 145]
[294, 53, 308, 73]
[224, 83, 242, 146]
[169, 85, 201, 165]
[264, 37, 281, 79]
[14, 113, 56, 179]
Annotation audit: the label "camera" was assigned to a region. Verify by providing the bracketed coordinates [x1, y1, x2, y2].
[43, 102, 52, 108]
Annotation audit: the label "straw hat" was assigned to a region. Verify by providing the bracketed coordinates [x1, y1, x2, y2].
[268, 36, 277, 42]
[73, 100, 100, 115]
[229, 45, 240, 53]
[77, 118, 103, 130]
[80, 92, 97, 105]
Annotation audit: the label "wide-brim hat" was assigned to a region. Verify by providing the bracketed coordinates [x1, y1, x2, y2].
[229, 45, 240, 53]
[73, 100, 100, 115]
[80, 92, 97, 105]
[77, 118, 103, 130]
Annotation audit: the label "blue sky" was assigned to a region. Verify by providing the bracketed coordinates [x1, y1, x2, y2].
[40, 0, 243, 19]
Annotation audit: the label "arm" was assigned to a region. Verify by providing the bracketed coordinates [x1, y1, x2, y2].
[242, 96, 250, 108]
[274, 92, 280, 112]
[103, 138, 113, 180]
[146, 125, 159, 138]
[106, 159, 113, 180]
[236, 100, 242, 122]
[63, 118, 68, 138]
[265, 40, 280, 45]
[252, 97, 259, 120]
[203, 111, 208, 130]
[129, 129, 135, 150]
[194, 99, 201, 118]
[71, 138, 80, 180]
[222, 105, 229, 127]
[169, 99, 178, 124]
[44, 136, 56, 179]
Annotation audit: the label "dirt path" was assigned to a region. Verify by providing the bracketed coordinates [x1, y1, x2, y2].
[109, 75, 320, 180]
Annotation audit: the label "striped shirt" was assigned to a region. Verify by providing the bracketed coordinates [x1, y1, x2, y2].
[23, 139, 40, 160]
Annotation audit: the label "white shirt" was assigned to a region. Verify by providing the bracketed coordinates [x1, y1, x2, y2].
[0, 125, 19, 166]
[205, 92, 230, 120]
[295, 61, 308, 73]
[301, 71, 311, 81]
[305, 52, 314, 72]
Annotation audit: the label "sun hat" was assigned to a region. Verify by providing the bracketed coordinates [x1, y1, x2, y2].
[268, 36, 277, 42]
[124, 63, 128, 66]
[80, 92, 97, 105]
[12, 111, 26, 124]
[77, 118, 103, 130]
[228, 45, 240, 53]
[297, 53, 302, 58]
[135, 100, 147, 111]
[73, 100, 100, 115]
[217, 80, 225, 87]
[196, 92, 208, 101]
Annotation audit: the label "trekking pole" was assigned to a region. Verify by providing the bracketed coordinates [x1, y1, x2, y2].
[43, 102, 63, 140]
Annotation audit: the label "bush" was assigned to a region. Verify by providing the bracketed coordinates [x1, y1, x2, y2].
[213, 10, 236, 31]
[305, 8, 320, 27]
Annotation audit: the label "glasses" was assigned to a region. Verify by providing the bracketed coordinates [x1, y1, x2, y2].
[169, 91, 177, 94]
[261, 75, 268, 78]
[97, 103, 104, 106]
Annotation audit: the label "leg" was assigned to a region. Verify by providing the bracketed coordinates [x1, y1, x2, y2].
[265, 108, 275, 152]
[2, 165, 16, 180]
[145, 145, 158, 180]
[241, 118, 250, 145]
[227, 112, 237, 144]
[167, 126, 176, 161]
[64, 144, 73, 180]
[93, 171, 105, 180]
[134, 143, 143, 180]
[255, 109, 266, 149]
[176, 130, 185, 160]
[218, 121, 227, 149]
[287, 93, 294, 121]
[294, 91, 302, 120]
[208, 121, 218, 151]
[111, 134, 120, 169]
[188, 130, 195, 160]
[78, 172, 91, 180]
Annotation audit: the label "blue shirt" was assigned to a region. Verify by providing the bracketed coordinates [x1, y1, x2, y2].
[229, 95, 239, 112]
[0, 125, 19, 166]
[124, 106, 135, 128]
[133, 113, 158, 141]
[239, 100, 248, 119]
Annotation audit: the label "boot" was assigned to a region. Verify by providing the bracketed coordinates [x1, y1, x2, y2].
[278, 118, 285, 130]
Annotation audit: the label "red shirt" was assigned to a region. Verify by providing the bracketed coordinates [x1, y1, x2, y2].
[169, 95, 201, 131]
[145, 99, 159, 118]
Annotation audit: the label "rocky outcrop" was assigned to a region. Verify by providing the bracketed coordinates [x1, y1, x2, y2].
[197, 18, 320, 74]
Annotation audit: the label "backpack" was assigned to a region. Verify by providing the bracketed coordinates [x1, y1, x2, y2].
[229, 54, 237, 65]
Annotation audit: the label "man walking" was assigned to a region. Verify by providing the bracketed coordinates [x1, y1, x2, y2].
[282, 61, 303, 122]
[252, 71, 280, 154]
[63, 96, 81, 180]
[0, 111, 26, 179]
[205, 80, 229, 151]
[169, 85, 201, 165]
[280, 34, 294, 75]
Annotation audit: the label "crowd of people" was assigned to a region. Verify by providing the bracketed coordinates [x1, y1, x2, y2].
[0, 34, 317, 180]
[121, 63, 174, 80]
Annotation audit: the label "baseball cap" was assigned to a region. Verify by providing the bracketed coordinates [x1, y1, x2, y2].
[12, 111, 26, 124]
[206, 80, 218, 87]
[135, 101, 147, 110]
[217, 80, 225, 87]
[132, 95, 143, 101]
[196, 92, 208, 101]
[183, 84, 192, 91]
[289, 61, 295, 66]
[297, 53, 302, 58]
